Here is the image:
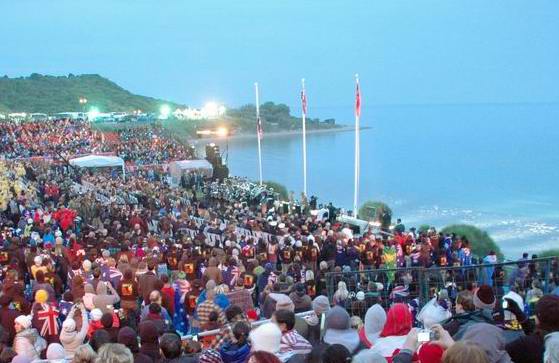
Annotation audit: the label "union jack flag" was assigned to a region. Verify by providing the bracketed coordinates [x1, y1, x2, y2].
[37, 304, 59, 336]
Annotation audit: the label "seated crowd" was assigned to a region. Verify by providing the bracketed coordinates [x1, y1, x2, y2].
[0, 120, 559, 363]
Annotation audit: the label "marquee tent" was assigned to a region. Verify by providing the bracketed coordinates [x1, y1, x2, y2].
[69, 154, 126, 178]
[169, 159, 213, 184]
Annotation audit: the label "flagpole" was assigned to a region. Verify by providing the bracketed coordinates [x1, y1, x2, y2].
[353, 74, 360, 217]
[255, 82, 263, 186]
[301, 78, 308, 197]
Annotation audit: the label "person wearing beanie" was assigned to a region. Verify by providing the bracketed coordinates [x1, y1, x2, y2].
[60, 303, 89, 359]
[305, 295, 331, 345]
[14, 315, 46, 361]
[249, 322, 282, 354]
[473, 285, 496, 311]
[506, 294, 559, 363]
[0, 293, 22, 344]
[87, 309, 104, 339]
[31, 290, 60, 344]
[441, 287, 496, 340]
[323, 306, 361, 354]
[117, 327, 152, 363]
[46, 343, 67, 363]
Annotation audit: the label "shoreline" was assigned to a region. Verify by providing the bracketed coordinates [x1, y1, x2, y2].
[187, 125, 371, 143]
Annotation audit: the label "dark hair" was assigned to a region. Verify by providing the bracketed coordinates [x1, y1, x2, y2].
[274, 310, 295, 331]
[225, 305, 243, 322]
[208, 310, 218, 322]
[149, 303, 161, 314]
[91, 329, 111, 352]
[322, 344, 350, 363]
[232, 321, 250, 344]
[101, 313, 113, 329]
[159, 333, 182, 359]
[35, 270, 45, 283]
[160, 274, 169, 283]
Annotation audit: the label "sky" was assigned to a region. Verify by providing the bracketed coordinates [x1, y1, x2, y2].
[1, 0, 558, 119]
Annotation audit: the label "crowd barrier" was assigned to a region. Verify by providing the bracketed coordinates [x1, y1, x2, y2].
[325, 257, 557, 317]
[181, 310, 315, 344]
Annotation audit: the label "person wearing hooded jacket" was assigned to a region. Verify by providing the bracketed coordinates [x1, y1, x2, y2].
[370, 303, 412, 359]
[60, 303, 89, 359]
[13, 315, 46, 361]
[92, 281, 120, 314]
[358, 304, 387, 348]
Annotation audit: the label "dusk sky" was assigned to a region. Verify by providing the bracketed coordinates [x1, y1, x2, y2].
[1, 0, 558, 118]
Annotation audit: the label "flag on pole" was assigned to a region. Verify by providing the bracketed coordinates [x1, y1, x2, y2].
[256, 116, 263, 139]
[301, 88, 307, 115]
[355, 81, 361, 118]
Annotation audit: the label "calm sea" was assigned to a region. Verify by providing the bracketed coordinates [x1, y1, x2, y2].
[193, 103, 559, 258]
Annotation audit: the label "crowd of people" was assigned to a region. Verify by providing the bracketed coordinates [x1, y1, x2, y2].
[1, 118, 559, 363]
[0, 119, 193, 167]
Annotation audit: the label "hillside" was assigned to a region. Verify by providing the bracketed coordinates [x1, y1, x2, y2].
[0, 73, 184, 114]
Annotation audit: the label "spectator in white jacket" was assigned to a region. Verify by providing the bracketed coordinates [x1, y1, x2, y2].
[60, 303, 89, 359]
[13, 315, 46, 361]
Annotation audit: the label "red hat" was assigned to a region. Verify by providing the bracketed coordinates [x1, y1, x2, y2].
[418, 342, 444, 363]
[246, 309, 258, 321]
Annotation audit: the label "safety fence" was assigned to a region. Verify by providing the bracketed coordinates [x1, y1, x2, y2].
[180, 310, 315, 347]
[325, 257, 557, 318]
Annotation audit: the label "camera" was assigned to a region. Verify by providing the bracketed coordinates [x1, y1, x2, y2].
[417, 329, 435, 343]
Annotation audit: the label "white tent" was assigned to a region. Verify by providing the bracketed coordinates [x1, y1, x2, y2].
[69, 154, 126, 178]
[169, 159, 213, 184]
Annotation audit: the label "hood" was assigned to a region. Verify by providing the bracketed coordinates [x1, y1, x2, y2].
[219, 342, 250, 362]
[380, 303, 411, 337]
[324, 328, 360, 353]
[96, 282, 107, 295]
[364, 304, 387, 344]
[118, 327, 140, 353]
[462, 323, 512, 363]
[139, 321, 159, 344]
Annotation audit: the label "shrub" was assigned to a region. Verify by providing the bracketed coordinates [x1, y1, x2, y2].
[358, 201, 392, 229]
[262, 180, 288, 200]
[440, 224, 502, 260]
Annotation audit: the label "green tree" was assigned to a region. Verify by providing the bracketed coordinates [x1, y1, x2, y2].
[440, 224, 502, 260]
[358, 200, 392, 229]
[262, 180, 288, 200]
[538, 249, 559, 258]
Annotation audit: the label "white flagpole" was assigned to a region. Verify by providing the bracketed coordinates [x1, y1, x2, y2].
[353, 74, 360, 217]
[301, 78, 308, 197]
[255, 82, 263, 185]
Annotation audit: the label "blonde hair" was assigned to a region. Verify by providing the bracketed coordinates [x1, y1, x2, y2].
[72, 344, 98, 363]
[443, 342, 489, 363]
[96, 343, 133, 363]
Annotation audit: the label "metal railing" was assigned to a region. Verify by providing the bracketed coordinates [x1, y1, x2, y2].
[181, 310, 315, 341]
[325, 257, 557, 314]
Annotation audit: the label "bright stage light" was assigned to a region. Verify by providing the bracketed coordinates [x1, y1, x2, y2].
[159, 104, 171, 119]
[87, 107, 100, 120]
[216, 127, 228, 137]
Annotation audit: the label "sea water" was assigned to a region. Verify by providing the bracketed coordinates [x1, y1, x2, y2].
[196, 103, 559, 258]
